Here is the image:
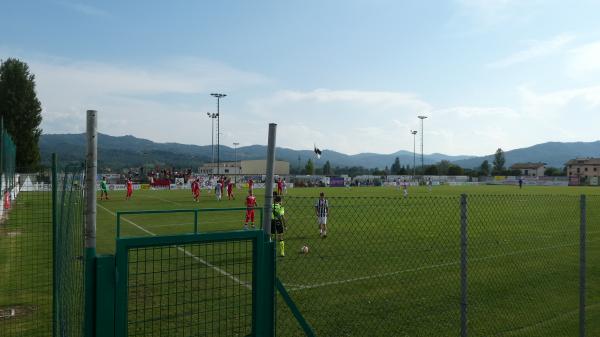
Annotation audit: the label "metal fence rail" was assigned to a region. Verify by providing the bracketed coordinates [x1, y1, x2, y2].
[276, 194, 597, 337]
[113, 230, 274, 337]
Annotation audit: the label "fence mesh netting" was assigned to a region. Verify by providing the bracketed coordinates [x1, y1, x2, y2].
[275, 194, 594, 337]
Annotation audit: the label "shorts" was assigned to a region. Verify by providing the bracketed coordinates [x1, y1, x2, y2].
[271, 221, 284, 234]
[317, 216, 327, 225]
[245, 209, 255, 222]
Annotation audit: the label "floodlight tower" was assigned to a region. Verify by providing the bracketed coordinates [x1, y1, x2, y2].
[206, 112, 218, 171]
[418, 115, 428, 175]
[233, 142, 239, 183]
[211, 93, 227, 175]
[411, 130, 418, 177]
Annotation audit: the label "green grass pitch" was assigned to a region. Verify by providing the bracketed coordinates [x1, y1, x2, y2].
[2, 184, 600, 336]
[94, 184, 600, 336]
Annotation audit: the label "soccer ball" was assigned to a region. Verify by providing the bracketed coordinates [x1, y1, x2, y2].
[301, 245, 309, 254]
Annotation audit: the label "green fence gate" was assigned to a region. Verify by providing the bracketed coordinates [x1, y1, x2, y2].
[95, 230, 276, 337]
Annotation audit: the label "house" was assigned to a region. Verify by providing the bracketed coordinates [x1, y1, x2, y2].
[565, 158, 600, 178]
[509, 162, 545, 177]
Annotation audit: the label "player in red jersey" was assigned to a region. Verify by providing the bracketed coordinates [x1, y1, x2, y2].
[248, 178, 253, 192]
[191, 179, 200, 202]
[244, 190, 257, 229]
[126, 178, 133, 200]
[276, 178, 283, 196]
[227, 179, 235, 200]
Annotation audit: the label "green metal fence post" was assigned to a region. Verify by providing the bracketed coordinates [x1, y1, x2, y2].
[51, 153, 58, 337]
[96, 255, 116, 337]
[580, 194, 586, 337]
[116, 212, 121, 238]
[194, 209, 198, 233]
[255, 233, 276, 337]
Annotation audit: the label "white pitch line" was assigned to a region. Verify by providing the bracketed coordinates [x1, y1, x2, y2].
[286, 239, 595, 292]
[98, 203, 251, 290]
[141, 194, 183, 206]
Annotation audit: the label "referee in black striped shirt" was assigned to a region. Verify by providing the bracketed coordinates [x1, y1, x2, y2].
[315, 192, 329, 238]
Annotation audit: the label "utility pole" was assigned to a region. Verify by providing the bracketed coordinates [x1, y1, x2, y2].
[411, 130, 417, 177]
[211, 93, 227, 175]
[206, 112, 217, 173]
[418, 115, 428, 176]
[233, 142, 239, 183]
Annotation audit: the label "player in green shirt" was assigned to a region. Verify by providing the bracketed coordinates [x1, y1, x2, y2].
[100, 177, 109, 200]
[271, 195, 286, 257]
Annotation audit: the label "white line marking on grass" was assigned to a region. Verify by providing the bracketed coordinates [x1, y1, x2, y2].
[97, 203, 251, 290]
[141, 194, 183, 206]
[286, 239, 594, 292]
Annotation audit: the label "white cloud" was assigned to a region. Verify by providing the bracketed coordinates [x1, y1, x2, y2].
[566, 40, 600, 78]
[487, 33, 575, 68]
[452, 0, 540, 29]
[0, 51, 271, 146]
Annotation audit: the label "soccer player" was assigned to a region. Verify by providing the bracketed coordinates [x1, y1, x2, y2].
[215, 180, 222, 201]
[427, 178, 433, 192]
[192, 179, 200, 202]
[271, 195, 286, 257]
[248, 178, 254, 192]
[125, 178, 133, 200]
[277, 178, 283, 196]
[244, 190, 257, 230]
[403, 180, 408, 198]
[518, 177, 523, 189]
[220, 176, 225, 196]
[315, 192, 329, 237]
[227, 179, 234, 200]
[283, 178, 287, 194]
[100, 177, 109, 200]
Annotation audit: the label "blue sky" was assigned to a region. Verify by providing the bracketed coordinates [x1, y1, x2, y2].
[2, 0, 600, 156]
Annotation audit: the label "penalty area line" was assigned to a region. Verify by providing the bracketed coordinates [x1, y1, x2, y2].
[97, 203, 251, 290]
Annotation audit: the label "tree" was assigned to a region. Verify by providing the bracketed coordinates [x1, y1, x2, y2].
[480, 160, 490, 176]
[492, 148, 505, 174]
[305, 159, 314, 175]
[424, 165, 438, 175]
[436, 160, 451, 175]
[544, 167, 563, 176]
[447, 164, 464, 176]
[0, 58, 43, 170]
[323, 160, 332, 175]
[390, 157, 401, 174]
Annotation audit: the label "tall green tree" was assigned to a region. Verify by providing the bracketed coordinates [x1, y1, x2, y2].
[323, 160, 332, 175]
[0, 58, 42, 169]
[436, 160, 451, 175]
[480, 160, 490, 176]
[390, 157, 401, 174]
[492, 148, 505, 174]
[305, 159, 314, 175]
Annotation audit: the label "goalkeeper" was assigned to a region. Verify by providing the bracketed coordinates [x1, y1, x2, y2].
[271, 195, 286, 257]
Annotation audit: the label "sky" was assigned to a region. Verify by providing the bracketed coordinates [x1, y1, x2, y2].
[2, 0, 600, 156]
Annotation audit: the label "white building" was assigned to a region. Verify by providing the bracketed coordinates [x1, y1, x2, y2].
[509, 162, 545, 177]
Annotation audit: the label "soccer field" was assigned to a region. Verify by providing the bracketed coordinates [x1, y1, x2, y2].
[94, 184, 600, 337]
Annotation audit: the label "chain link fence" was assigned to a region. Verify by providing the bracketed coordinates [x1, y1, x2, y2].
[276, 194, 596, 337]
[54, 163, 86, 337]
[0, 169, 52, 337]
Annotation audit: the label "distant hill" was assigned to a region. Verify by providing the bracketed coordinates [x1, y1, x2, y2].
[42, 133, 599, 171]
[453, 141, 600, 169]
[39, 133, 472, 170]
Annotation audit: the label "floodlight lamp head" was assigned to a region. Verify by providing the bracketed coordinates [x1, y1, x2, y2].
[418, 115, 428, 120]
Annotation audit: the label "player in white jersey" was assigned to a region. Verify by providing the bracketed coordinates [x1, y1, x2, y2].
[215, 181, 222, 201]
[403, 180, 409, 198]
[315, 192, 329, 237]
